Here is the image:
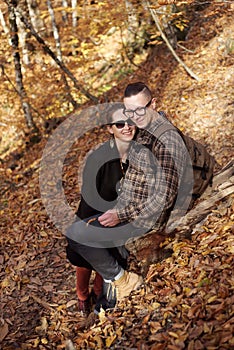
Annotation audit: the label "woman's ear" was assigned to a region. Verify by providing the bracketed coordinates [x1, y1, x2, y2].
[151, 98, 157, 110]
[107, 125, 114, 134]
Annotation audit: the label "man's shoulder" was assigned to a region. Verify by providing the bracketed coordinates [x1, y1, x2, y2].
[149, 112, 182, 142]
[135, 115, 184, 156]
[150, 112, 174, 132]
[136, 114, 171, 143]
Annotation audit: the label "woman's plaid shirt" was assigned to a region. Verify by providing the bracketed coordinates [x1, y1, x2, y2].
[116, 116, 188, 229]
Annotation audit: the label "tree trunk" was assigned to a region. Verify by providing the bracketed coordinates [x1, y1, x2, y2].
[47, 0, 78, 109]
[71, 0, 78, 28]
[0, 9, 9, 34]
[124, 0, 141, 60]
[10, 3, 98, 103]
[61, 0, 69, 23]
[7, 1, 38, 132]
[15, 0, 31, 65]
[27, 0, 45, 34]
[47, 0, 62, 61]
[125, 0, 139, 40]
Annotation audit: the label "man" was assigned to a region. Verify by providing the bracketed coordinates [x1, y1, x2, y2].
[99, 82, 190, 229]
[66, 82, 191, 304]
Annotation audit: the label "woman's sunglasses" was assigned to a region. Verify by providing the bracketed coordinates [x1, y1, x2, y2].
[110, 119, 135, 129]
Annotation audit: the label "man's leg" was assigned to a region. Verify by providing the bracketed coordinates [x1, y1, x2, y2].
[66, 215, 145, 302]
[67, 238, 143, 304]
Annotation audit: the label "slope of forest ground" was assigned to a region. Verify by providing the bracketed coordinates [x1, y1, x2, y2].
[1, 2, 234, 349]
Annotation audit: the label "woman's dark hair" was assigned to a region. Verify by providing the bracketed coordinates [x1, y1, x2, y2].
[105, 102, 125, 124]
[124, 82, 152, 98]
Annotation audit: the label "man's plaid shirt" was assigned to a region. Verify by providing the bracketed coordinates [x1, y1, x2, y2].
[116, 113, 188, 229]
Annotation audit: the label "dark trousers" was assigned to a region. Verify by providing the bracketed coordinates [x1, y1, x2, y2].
[66, 214, 147, 281]
[66, 240, 129, 271]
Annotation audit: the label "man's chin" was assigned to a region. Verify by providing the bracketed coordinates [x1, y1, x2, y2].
[137, 122, 147, 129]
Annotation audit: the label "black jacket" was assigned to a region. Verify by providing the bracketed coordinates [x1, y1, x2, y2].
[76, 140, 128, 219]
[67, 139, 129, 269]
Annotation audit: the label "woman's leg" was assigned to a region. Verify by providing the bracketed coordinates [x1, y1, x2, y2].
[66, 215, 145, 280]
[76, 267, 92, 301]
[68, 238, 123, 281]
[92, 272, 103, 300]
[66, 242, 93, 269]
[66, 216, 145, 303]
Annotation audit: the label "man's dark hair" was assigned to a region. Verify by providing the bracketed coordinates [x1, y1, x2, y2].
[124, 82, 152, 98]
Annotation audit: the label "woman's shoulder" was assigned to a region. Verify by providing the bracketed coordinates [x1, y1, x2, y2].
[88, 140, 110, 154]
[86, 140, 118, 161]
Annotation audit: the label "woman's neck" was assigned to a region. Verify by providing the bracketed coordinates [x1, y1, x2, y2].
[114, 139, 130, 161]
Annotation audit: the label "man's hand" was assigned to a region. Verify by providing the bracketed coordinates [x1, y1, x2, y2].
[98, 209, 120, 227]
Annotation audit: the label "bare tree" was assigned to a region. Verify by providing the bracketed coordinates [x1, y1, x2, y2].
[0, 9, 9, 34]
[61, 0, 69, 23]
[143, 0, 199, 81]
[27, 0, 45, 33]
[47, 0, 62, 61]
[16, 0, 31, 65]
[4, 0, 98, 103]
[47, 0, 78, 108]
[71, 0, 78, 28]
[7, 0, 38, 132]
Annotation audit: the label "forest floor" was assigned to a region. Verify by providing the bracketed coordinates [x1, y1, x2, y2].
[1, 2, 234, 350]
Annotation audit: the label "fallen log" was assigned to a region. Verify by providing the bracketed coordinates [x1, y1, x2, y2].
[126, 160, 234, 274]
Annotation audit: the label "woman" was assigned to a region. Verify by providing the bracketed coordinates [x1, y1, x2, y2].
[66, 103, 136, 316]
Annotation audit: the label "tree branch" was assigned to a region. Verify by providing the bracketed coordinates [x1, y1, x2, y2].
[144, 0, 200, 81]
[1, 63, 46, 120]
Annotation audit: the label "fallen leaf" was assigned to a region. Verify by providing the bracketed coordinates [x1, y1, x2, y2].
[0, 321, 9, 342]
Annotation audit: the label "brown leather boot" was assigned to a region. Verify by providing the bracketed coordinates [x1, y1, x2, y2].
[111, 271, 143, 302]
[77, 298, 91, 317]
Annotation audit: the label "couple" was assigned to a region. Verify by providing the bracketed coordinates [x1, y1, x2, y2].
[66, 82, 191, 316]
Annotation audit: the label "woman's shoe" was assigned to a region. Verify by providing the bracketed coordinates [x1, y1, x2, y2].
[77, 298, 91, 317]
[90, 289, 99, 305]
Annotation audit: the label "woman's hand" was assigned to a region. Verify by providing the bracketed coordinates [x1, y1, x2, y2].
[98, 209, 120, 227]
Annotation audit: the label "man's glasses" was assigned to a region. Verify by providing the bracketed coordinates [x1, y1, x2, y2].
[123, 99, 152, 119]
[110, 119, 136, 129]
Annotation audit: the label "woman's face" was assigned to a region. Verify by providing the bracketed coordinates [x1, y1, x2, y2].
[107, 109, 136, 142]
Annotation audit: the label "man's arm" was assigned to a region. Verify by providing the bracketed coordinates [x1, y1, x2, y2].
[115, 130, 188, 228]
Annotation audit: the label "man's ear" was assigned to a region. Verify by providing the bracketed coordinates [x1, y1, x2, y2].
[151, 98, 157, 110]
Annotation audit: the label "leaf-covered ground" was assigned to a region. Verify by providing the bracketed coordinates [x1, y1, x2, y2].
[1, 3, 233, 349]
